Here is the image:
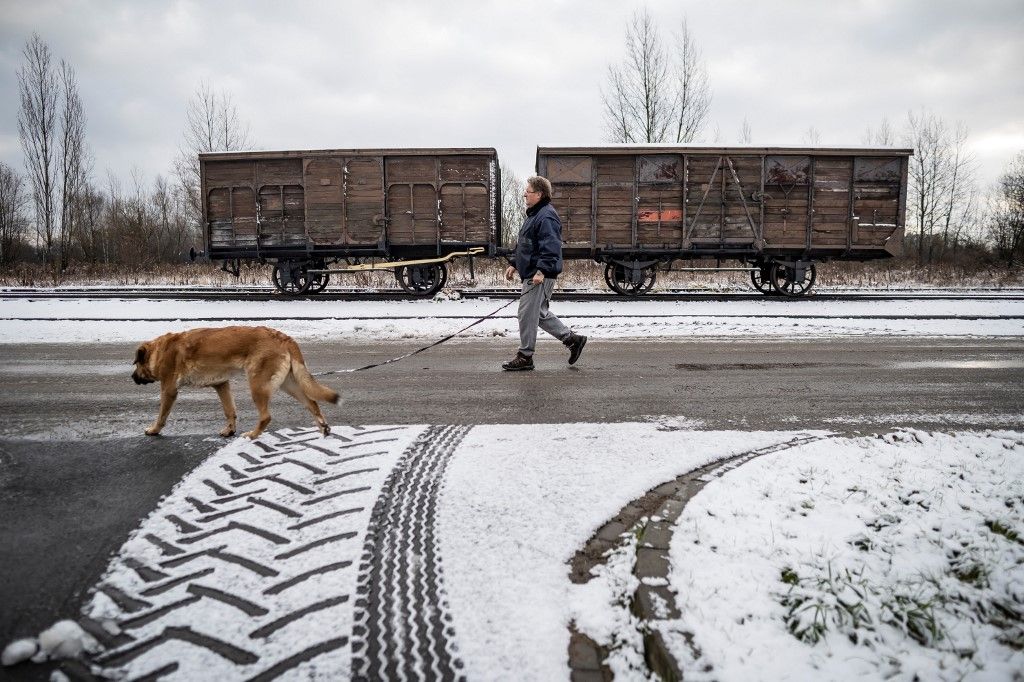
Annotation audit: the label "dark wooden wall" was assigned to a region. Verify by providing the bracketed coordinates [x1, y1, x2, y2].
[202, 150, 496, 253]
[541, 149, 909, 258]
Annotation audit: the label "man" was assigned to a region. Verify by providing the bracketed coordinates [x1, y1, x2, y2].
[502, 176, 587, 371]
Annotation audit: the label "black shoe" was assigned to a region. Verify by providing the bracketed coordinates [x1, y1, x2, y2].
[502, 352, 534, 371]
[564, 333, 588, 365]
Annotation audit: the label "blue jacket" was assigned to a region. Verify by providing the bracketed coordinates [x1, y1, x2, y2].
[514, 198, 563, 280]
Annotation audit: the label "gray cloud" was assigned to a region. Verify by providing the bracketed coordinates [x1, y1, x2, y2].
[1, 0, 1021, 190]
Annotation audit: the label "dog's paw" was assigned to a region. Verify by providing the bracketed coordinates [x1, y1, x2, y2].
[242, 430, 260, 440]
[219, 428, 236, 437]
[320, 424, 331, 436]
[144, 427, 161, 436]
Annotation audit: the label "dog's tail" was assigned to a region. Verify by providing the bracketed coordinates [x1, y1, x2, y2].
[289, 347, 341, 405]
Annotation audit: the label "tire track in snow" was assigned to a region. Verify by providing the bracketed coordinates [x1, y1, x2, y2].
[80, 425, 425, 680]
[351, 424, 471, 682]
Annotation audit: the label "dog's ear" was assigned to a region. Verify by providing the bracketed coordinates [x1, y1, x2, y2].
[134, 345, 147, 366]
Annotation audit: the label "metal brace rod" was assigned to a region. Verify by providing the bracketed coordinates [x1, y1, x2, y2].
[666, 267, 757, 272]
[308, 247, 485, 274]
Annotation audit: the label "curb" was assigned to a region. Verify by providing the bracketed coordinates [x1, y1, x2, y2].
[568, 433, 831, 680]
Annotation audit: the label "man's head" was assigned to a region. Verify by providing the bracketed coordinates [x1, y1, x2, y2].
[524, 176, 552, 208]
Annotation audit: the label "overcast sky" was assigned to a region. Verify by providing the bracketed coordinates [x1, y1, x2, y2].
[1, 0, 1022, 191]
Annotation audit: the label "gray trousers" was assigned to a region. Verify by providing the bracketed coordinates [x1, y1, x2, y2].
[517, 279, 571, 356]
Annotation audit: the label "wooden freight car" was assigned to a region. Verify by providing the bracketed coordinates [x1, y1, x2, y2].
[537, 145, 912, 295]
[199, 148, 501, 295]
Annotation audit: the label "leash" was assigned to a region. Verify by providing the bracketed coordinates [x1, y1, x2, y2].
[314, 297, 518, 375]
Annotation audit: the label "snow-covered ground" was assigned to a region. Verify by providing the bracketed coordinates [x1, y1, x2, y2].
[665, 430, 1024, 681]
[1, 295, 1023, 343]
[2, 294, 1022, 679]
[11, 424, 1018, 680]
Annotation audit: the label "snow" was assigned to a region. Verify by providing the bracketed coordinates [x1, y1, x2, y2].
[1, 621, 99, 667]
[437, 424, 811, 681]
[1, 638, 38, 666]
[36, 621, 98, 661]
[2, 292, 1022, 678]
[5, 424, 1023, 680]
[81, 426, 425, 681]
[664, 430, 1024, 681]
[0, 295, 1022, 343]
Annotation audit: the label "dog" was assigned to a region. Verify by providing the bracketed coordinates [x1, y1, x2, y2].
[132, 326, 340, 439]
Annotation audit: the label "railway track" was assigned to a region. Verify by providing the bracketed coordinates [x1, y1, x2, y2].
[3, 287, 1024, 302]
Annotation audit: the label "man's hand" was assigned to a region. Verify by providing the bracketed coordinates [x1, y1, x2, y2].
[531, 271, 545, 285]
[505, 265, 516, 281]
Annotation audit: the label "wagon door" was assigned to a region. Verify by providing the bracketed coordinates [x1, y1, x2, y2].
[811, 157, 853, 250]
[438, 155, 491, 245]
[636, 155, 684, 248]
[304, 158, 345, 244]
[546, 156, 594, 248]
[852, 157, 903, 252]
[344, 156, 385, 245]
[763, 156, 811, 248]
[594, 155, 635, 248]
[385, 156, 439, 246]
[255, 158, 305, 246]
[207, 186, 257, 247]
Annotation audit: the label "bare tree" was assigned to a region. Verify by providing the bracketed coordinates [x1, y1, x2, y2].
[938, 121, 978, 259]
[863, 117, 896, 146]
[17, 33, 58, 263]
[174, 82, 254, 229]
[989, 151, 1024, 267]
[672, 17, 712, 143]
[903, 110, 979, 266]
[500, 164, 526, 247]
[17, 34, 91, 276]
[739, 117, 752, 144]
[0, 163, 29, 265]
[58, 59, 89, 270]
[72, 182, 105, 263]
[603, 10, 711, 143]
[151, 174, 190, 260]
[802, 126, 822, 146]
[904, 110, 946, 265]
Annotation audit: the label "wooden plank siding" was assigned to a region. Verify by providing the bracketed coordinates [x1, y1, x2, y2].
[537, 146, 912, 260]
[200, 148, 498, 256]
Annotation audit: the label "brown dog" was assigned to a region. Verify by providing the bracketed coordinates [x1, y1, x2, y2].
[132, 326, 339, 439]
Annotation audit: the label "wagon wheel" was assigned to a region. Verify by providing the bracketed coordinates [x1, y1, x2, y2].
[603, 263, 618, 293]
[396, 263, 448, 297]
[308, 271, 329, 293]
[750, 264, 774, 295]
[604, 263, 656, 296]
[271, 261, 312, 295]
[308, 261, 330, 294]
[769, 262, 816, 297]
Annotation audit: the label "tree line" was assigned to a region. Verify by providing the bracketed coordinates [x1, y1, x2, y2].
[2, 22, 1023, 282]
[0, 34, 252, 279]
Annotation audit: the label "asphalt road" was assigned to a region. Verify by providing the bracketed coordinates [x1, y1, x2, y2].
[1, 336, 1022, 678]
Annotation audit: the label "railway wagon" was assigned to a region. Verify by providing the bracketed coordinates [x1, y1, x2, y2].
[199, 148, 501, 295]
[537, 145, 912, 295]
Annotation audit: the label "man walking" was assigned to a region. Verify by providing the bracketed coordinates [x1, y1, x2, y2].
[502, 176, 587, 371]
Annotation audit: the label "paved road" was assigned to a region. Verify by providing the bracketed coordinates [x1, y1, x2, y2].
[1, 337, 1022, 678]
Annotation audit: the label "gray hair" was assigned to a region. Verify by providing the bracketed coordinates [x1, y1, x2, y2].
[526, 176, 552, 200]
